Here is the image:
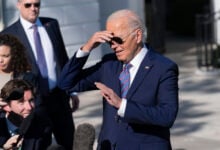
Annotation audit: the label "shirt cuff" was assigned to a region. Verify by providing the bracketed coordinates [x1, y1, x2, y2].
[70, 92, 78, 96]
[76, 48, 90, 58]
[117, 98, 127, 117]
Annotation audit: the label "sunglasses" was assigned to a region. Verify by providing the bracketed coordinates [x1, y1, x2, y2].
[108, 29, 137, 46]
[24, 2, 40, 8]
[108, 37, 124, 46]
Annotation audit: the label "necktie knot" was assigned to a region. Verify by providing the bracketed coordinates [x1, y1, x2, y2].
[32, 24, 37, 28]
[32, 24, 38, 31]
[123, 63, 132, 71]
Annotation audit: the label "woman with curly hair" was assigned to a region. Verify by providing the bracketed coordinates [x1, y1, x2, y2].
[0, 34, 37, 104]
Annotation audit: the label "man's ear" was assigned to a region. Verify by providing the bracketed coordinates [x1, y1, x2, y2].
[16, 1, 21, 10]
[3, 105, 11, 112]
[136, 29, 142, 44]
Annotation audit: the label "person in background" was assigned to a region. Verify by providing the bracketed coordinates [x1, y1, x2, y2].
[1, 0, 77, 149]
[0, 79, 52, 150]
[0, 34, 38, 109]
[58, 9, 179, 150]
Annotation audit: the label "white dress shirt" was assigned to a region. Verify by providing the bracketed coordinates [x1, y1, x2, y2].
[20, 16, 57, 90]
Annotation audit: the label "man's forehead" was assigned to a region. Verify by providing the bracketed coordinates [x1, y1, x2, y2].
[107, 21, 128, 34]
[7, 90, 33, 102]
[23, 90, 34, 99]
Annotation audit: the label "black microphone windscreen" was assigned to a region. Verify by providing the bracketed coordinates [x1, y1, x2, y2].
[47, 144, 65, 150]
[73, 123, 96, 150]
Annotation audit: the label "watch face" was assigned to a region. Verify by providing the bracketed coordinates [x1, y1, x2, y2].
[7, 111, 24, 127]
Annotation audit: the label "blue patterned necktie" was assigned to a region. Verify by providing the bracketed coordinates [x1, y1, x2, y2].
[119, 63, 132, 98]
[33, 24, 49, 93]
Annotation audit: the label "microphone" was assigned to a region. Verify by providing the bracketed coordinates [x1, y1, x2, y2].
[73, 123, 96, 150]
[12, 111, 34, 148]
[47, 144, 65, 150]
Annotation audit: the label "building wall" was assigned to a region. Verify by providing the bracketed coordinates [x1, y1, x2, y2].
[1, 0, 145, 65]
[212, 0, 220, 44]
[0, 1, 3, 30]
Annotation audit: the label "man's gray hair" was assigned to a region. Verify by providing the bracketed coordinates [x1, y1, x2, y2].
[107, 9, 147, 40]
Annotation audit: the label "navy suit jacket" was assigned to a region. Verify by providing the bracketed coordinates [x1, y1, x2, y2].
[1, 17, 70, 112]
[58, 46, 179, 150]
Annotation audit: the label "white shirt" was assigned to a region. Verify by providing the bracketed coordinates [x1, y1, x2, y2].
[20, 16, 57, 89]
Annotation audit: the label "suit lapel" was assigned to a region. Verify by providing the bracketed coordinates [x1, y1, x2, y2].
[42, 20, 56, 45]
[16, 21, 35, 60]
[41, 19, 61, 76]
[126, 50, 154, 99]
[16, 21, 39, 74]
[41, 19, 57, 54]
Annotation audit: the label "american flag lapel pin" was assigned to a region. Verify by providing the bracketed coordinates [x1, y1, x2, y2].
[145, 66, 150, 69]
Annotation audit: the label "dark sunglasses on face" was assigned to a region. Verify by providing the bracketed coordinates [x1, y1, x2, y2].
[108, 37, 124, 46]
[24, 2, 40, 8]
[108, 29, 138, 46]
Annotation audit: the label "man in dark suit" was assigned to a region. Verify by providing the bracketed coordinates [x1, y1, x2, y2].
[1, 0, 75, 149]
[58, 9, 179, 150]
[0, 79, 52, 150]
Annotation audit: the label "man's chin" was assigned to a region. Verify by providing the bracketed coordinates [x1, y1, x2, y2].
[23, 113, 31, 118]
[28, 17, 38, 23]
[116, 55, 124, 62]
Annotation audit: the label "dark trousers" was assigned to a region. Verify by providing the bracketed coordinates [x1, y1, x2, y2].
[43, 87, 75, 150]
[49, 110, 74, 150]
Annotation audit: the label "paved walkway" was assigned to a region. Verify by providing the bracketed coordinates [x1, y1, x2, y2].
[166, 35, 220, 150]
[73, 35, 220, 149]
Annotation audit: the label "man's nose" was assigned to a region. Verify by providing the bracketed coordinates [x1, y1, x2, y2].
[25, 102, 33, 110]
[110, 41, 119, 49]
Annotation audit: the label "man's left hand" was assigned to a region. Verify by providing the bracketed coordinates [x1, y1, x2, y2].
[3, 135, 23, 150]
[95, 82, 122, 108]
